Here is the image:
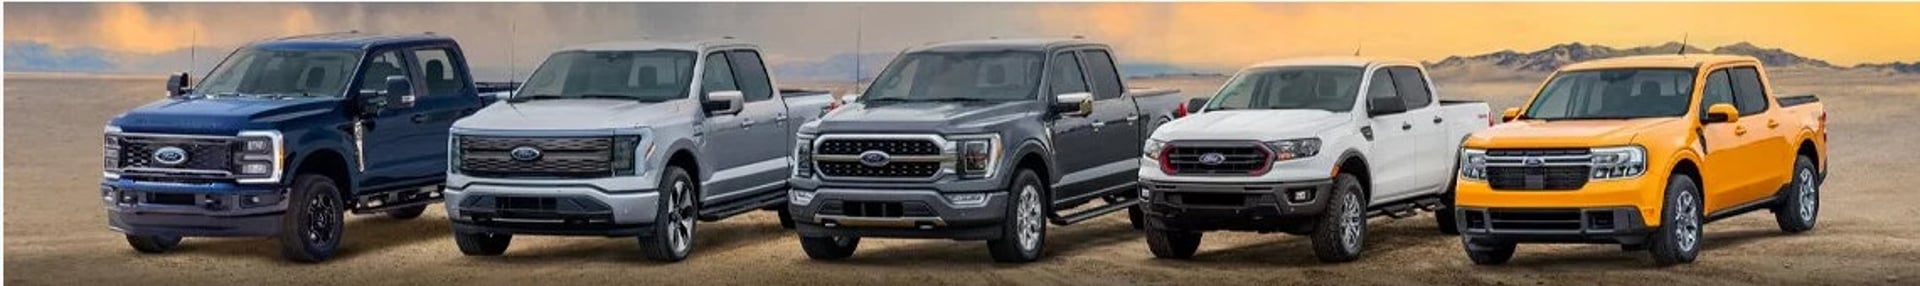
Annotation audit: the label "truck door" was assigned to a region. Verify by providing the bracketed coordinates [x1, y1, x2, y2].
[402, 47, 480, 181]
[1079, 49, 1142, 192]
[1043, 50, 1105, 201]
[1699, 67, 1786, 210]
[723, 49, 791, 195]
[352, 49, 435, 190]
[1385, 66, 1449, 196]
[695, 51, 757, 198]
[1361, 68, 1423, 201]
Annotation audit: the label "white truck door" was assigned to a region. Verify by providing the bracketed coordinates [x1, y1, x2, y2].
[1385, 66, 1451, 196]
[1361, 68, 1422, 203]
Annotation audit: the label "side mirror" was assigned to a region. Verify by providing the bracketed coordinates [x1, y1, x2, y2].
[1053, 92, 1093, 117]
[383, 75, 416, 109]
[705, 90, 744, 115]
[1367, 97, 1407, 117]
[358, 75, 415, 116]
[1184, 97, 1210, 114]
[166, 72, 192, 97]
[1500, 107, 1522, 122]
[1703, 103, 1740, 123]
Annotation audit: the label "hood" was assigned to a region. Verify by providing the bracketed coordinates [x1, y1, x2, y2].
[109, 97, 340, 135]
[1153, 109, 1352, 141]
[453, 98, 691, 131]
[1466, 117, 1680, 148]
[811, 101, 1038, 133]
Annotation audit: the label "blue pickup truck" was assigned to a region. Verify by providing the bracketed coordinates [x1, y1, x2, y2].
[101, 32, 509, 262]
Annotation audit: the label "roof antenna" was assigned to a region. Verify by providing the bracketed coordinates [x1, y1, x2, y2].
[854, 3, 865, 89]
[188, 28, 198, 75]
[1352, 40, 1363, 57]
[1678, 33, 1689, 55]
[509, 16, 518, 82]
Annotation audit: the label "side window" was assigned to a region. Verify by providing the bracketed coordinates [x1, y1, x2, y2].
[701, 52, 738, 95]
[409, 48, 463, 97]
[726, 50, 774, 102]
[1729, 67, 1769, 115]
[356, 50, 410, 94]
[1365, 69, 1402, 111]
[1080, 50, 1124, 100]
[1700, 70, 1734, 116]
[1387, 67, 1432, 109]
[1047, 52, 1088, 95]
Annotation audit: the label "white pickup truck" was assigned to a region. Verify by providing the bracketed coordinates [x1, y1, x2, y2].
[1136, 57, 1491, 262]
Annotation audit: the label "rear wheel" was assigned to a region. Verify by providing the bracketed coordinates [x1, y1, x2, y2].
[278, 174, 345, 263]
[1144, 219, 1202, 259]
[987, 170, 1047, 263]
[1309, 174, 1367, 263]
[125, 234, 182, 253]
[454, 232, 512, 256]
[1435, 164, 1461, 235]
[798, 235, 860, 260]
[639, 166, 698, 262]
[385, 205, 427, 220]
[1773, 155, 1819, 233]
[1650, 174, 1703, 266]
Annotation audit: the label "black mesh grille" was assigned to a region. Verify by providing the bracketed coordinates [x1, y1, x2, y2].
[117, 136, 234, 173]
[1487, 149, 1590, 156]
[817, 139, 940, 155]
[459, 136, 613, 178]
[1164, 145, 1269, 175]
[1486, 166, 1590, 190]
[818, 161, 941, 178]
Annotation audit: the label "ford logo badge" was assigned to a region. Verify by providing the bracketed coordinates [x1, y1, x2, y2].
[859, 150, 892, 167]
[1523, 157, 1545, 166]
[509, 146, 543, 161]
[152, 146, 189, 165]
[1198, 152, 1227, 166]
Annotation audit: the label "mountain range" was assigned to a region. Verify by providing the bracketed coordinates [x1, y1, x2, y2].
[1426, 41, 1850, 73]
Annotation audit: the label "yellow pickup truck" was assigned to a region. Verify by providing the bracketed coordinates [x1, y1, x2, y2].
[1453, 55, 1829, 266]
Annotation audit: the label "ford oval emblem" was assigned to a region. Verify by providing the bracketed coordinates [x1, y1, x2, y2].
[859, 150, 892, 167]
[1198, 152, 1227, 166]
[1523, 157, 1545, 166]
[152, 146, 189, 165]
[509, 146, 543, 161]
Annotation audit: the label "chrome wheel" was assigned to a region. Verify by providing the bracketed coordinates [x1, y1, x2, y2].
[667, 178, 696, 255]
[1674, 189, 1700, 253]
[1016, 184, 1042, 251]
[1339, 192, 1364, 253]
[1796, 168, 1818, 224]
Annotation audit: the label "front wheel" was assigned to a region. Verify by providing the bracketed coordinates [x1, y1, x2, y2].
[125, 234, 182, 253]
[1650, 174, 1704, 266]
[278, 174, 346, 263]
[639, 166, 699, 262]
[454, 232, 512, 256]
[1435, 174, 1461, 235]
[1773, 155, 1819, 233]
[1144, 219, 1201, 259]
[798, 235, 860, 260]
[1463, 237, 1516, 265]
[1309, 174, 1367, 263]
[987, 169, 1047, 263]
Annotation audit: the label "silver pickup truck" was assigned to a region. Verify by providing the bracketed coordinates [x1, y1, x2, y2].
[443, 39, 833, 262]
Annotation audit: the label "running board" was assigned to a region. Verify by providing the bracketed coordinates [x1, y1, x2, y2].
[1048, 197, 1139, 226]
[350, 185, 443, 214]
[698, 189, 787, 222]
[1363, 196, 1444, 219]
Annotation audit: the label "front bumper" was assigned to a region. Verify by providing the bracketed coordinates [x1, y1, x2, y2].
[1455, 175, 1667, 227]
[1139, 178, 1333, 232]
[444, 176, 659, 237]
[101, 178, 289, 237]
[1457, 206, 1651, 245]
[788, 178, 1012, 240]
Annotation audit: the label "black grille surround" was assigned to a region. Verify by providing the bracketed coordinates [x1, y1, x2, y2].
[1482, 148, 1594, 191]
[812, 137, 949, 180]
[817, 139, 941, 155]
[114, 135, 236, 178]
[1161, 143, 1271, 176]
[458, 136, 614, 178]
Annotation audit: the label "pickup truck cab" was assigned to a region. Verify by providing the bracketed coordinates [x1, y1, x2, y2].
[787, 38, 1183, 262]
[444, 39, 833, 262]
[1455, 55, 1830, 266]
[103, 32, 502, 262]
[1138, 57, 1491, 262]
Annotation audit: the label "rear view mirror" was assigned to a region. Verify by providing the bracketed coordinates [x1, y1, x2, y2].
[166, 72, 192, 97]
[1703, 103, 1740, 123]
[1367, 97, 1407, 117]
[705, 90, 744, 115]
[1053, 92, 1093, 117]
[1184, 97, 1210, 115]
[1500, 108, 1521, 122]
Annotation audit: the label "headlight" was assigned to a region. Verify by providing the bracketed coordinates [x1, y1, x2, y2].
[448, 135, 463, 174]
[104, 126, 122, 178]
[611, 135, 643, 176]
[793, 136, 815, 178]
[952, 134, 1001, 179]
[1263, 138, 1321, 162]
[1460, 148, 1487, 180]
[790, 189, 816, 205]
[1589, 146, 1647, 180]
[1142, 139, 1167, 159]
[234, 130, 284, 184]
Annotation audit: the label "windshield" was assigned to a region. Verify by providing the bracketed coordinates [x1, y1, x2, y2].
[861, 51, 1042, 102]
[1523, 68, 1695, 120]
[194, 48, 359, 98]
[514, 50, 697, 102]
[1206, 66, 1362, 112]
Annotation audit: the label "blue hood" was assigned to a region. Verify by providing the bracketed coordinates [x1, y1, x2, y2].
[110, 97, 343, 135]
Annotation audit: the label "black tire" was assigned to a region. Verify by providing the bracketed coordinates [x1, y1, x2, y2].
[278, 174, 346, 263]
[454, 232, 512, 256]
[987, 169, 1047, 263]
[1309, 174, 1367, 263]
[1435, 165, 1461, 235]
[385, 205, 427, 220]
[1127, 203, 1146, 230]
[639, 166, 698, 262]
[1773, 155, 1819, 233]
[1462, 237, 1516, 265]
[125, 234, 182, 253]
[777, 205, 797, 229]
[1144, 219, 1201, 259]
[1650, 174, 1704, 266]
[798, 235, 860, 260]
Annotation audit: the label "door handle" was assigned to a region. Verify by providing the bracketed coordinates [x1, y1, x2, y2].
[1092, 121, 1106, 128]
[1401, 122, 1413, 130]
[1433, 116, 1444, 124]
[1125, 116, 1139, 125]
[1767, 119, 1780, 129]
[775, 113, 789, 122]
[741, 119, 755, 128]
[1734, 126, 1748, 135]
[410, 114, 428, 123]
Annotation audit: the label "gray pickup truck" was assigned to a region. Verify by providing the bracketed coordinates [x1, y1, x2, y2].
[787, 38, 1183, 262]
[443, 39, 833, 262]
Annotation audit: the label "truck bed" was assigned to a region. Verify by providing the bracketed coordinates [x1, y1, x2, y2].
[1778, 94, 1819, 107]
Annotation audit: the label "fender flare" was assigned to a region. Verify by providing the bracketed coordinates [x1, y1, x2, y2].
[1009, 138, 1058, 185]
[661, 138, 704, 179]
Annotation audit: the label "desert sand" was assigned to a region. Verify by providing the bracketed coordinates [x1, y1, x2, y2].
[5, 72, 1917, 285]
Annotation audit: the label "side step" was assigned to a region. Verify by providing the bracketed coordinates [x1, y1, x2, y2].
[351, 185, 444, 214]
[698, 189, 787, 222]
[1363, 195, 1444, 219]
[1047, 197, 1139, 226]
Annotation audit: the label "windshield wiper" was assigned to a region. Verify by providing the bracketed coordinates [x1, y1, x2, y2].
[919, 97, 990, 102]
[577, 94, 647, 101]
[862, 97, 912, 104]
[507, 94, 566, 102]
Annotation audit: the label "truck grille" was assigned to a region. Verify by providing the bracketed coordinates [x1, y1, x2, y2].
[1163, 144, 1269, 175]
[115, 135, 235, 177]
[1484, 148, 1592, 190]
[1462, 209, 1617, 232]
[816, 139, 941, 155]
[813, 137, 946, 180]
[458, 136, 613, 178]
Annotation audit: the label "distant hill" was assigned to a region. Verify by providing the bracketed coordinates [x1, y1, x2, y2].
[1428, 41, 1846, 74]
[1854, 62, 1920, 74]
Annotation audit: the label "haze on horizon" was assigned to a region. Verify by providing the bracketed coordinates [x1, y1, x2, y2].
[7, 2, 1918, 78]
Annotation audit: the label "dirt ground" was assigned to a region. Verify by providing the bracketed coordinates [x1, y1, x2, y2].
[5, 73, 1918, 285]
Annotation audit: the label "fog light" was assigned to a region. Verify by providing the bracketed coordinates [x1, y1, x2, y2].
[790, 189, 816, 206]
[102, 187, 117, 203]
[945, 193, 989, 207]
[1287, 189, 1314, 203]
[1139, 187, 1151, 202]
[241, 163, 272, 175]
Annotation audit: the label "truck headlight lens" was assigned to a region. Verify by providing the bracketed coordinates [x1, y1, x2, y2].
[1264, 138, 1321, 162]
[1142, 139, 1167, 159]
[104, 130, 122, 176]
[234, 130, 284, 184]
[1460, 149, 1487, 180]
[793, 137, 815, 178]
[611, 135, 642, 176]
[448, 135, 463, 174]
[1589, 146, 1646, 180]
[953, 134, 1000, 179]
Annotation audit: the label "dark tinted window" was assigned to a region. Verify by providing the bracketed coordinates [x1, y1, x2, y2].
[726, 51, 773, 102]
[411, 48, 463, 97]
[1699, 70, 1733, 116]
[195, 48, 358, 98]
[1080, 50, 1124, 100]
[1523, 68, 1695, 119]
[1048, 52, 1088, 95]
[1387, 67, 1432, 109]
[861, 51, 1042, 102]
[357, 50, 411, 95]
[701, 53, 737, 95]
[1729, 67, 1769, 115]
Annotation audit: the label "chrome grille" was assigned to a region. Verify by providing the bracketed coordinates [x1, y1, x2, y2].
[115, 135, 235, 177]
[459, 136, 613, 178]
[1163, 144, 1269, 175]
[1484, 149, 1591, 190]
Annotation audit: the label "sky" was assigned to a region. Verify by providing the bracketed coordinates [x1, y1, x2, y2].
[6, 2, 1919, 80]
